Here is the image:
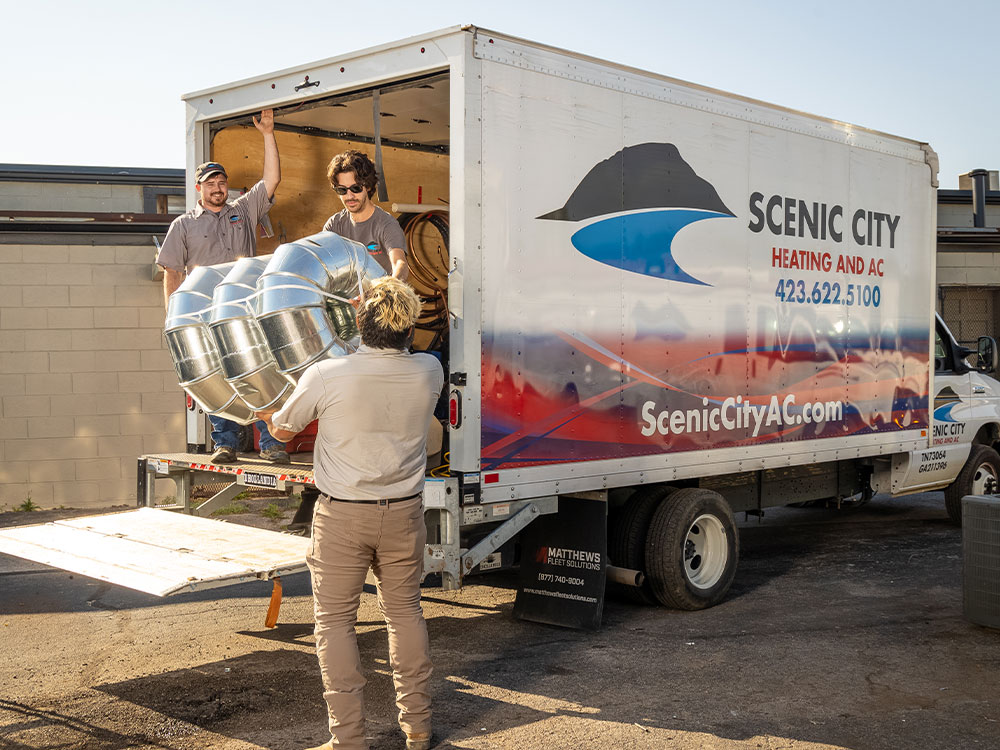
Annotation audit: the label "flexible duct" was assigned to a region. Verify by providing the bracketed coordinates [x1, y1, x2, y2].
[255, 231, 386, 380]
[164, 264, 256, 424]
[208, 256, 293, 413]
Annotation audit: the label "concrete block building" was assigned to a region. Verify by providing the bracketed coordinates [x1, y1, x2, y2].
[0, 165, 185, 509]
[936, 170, 1000, 344]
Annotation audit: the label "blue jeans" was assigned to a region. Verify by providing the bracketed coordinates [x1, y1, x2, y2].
[209, 415, 285, 452]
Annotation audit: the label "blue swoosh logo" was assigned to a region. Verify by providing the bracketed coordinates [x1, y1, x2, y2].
[934, 402, 959, 423]
[570, 209, 728, 286]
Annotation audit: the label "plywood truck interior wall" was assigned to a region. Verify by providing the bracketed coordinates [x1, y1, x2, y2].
[209, 71, 451, 352]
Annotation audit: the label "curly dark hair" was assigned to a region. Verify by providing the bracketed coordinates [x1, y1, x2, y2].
[326, 150, 379, 198]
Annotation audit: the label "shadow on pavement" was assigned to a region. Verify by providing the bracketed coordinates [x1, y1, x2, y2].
[0, 568, 313, 617]
[6, 492, 993, 750]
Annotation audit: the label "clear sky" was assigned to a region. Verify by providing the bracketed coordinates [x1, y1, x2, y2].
[4, 0, 996, 188]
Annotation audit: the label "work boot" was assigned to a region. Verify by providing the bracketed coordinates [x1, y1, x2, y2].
[406, 732, 433, 750]
[210, 445, 237, 464]
[259, 447, 290, 464]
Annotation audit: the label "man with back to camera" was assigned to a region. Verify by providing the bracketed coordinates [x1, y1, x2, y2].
[256, 277, 443, 750]
[156, 109, 289, 465]
[324, 149, 410, 281]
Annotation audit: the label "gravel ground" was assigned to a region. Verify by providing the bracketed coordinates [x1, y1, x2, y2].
[1, 492, 998, 750]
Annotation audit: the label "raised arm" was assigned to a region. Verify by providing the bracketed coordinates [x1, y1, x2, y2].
[253, 109, 281, 199]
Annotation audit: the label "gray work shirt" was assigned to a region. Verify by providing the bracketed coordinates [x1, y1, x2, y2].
[156, 180, 274, 272]
[271, 345, 444, 500]
[322, 206, 406, 275]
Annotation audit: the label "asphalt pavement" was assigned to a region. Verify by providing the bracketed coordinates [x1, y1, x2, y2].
[1, 492, 998, 750]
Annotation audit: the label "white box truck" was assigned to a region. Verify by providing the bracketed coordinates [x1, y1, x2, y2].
[5, 26, 1000, 621]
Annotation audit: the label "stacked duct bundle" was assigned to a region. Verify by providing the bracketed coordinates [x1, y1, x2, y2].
[165, 232, 387, 421]
[255, 231, 386, 381]
[208, 256, 293, 414]
[164, 263, 256, 424]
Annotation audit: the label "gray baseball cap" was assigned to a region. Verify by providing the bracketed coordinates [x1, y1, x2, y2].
[195, 162, 227, 183]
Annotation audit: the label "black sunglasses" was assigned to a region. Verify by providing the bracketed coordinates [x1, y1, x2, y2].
[334, 184, 365, 195]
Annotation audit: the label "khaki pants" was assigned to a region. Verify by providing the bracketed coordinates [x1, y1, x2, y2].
[307, 494, 432, 749]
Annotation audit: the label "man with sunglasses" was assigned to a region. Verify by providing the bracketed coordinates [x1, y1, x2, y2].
[323, 150, 409, 281]
[156, 109, 289, 465]
[285, 150, 412, 521]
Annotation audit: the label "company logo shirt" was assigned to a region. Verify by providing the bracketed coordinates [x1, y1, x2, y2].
[156, 180, 274, 272]
[322, 206, 407, 275]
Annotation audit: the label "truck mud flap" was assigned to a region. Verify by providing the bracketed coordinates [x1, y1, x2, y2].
[513, 496, 607, 630]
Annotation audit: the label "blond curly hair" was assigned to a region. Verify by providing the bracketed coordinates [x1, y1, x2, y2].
[357, 277, 420, 349]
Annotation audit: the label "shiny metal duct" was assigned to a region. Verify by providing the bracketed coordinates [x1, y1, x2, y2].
[256, 231, 387, 380]
[164, 264, 256, 424]
[209, 256, 294, 413]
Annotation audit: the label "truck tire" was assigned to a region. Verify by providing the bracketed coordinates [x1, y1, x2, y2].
[644, 488, 738, 610]
[608, 485, 676, 604]
[944, 444, 1000, 525]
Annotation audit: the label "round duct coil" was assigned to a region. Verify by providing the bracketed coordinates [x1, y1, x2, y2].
[209, 256, 294, 412]
[256, 231, 386, 380]
[164, 263, 256, 424]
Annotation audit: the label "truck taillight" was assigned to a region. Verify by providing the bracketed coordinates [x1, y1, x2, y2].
[186, 394, 194, 410]
[449, 389, 461, 428]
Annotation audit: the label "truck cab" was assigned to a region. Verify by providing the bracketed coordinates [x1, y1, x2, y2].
[893, 315, 1000, 520]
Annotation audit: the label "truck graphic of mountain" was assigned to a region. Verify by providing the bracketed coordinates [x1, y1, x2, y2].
[539, 142, 733, 286]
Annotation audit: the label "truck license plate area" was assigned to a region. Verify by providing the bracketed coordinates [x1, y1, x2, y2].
[241, 471, 281, 489]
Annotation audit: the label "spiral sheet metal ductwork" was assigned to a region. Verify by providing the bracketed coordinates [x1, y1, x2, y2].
[164, 232, 386, 425]
[208, 256, 293, 414]
[164, 263, 256, 424]
[255, 231, 386, 380]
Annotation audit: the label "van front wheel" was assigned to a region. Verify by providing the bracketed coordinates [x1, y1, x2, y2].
[644, 488, 738, 610]
[944, 444, 1000, 525]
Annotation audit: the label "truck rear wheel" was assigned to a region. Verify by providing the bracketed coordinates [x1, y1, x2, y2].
[944, 444, 1000, 525]
[644, 488, 738, 610]
[608, 485, 676, 604]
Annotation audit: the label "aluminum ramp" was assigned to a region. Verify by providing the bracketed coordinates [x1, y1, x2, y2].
[0, 508, 309, 598]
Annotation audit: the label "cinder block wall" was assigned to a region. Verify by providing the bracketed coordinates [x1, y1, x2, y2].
[0, 243, 184, 509]
[937, 251, 1000, 287]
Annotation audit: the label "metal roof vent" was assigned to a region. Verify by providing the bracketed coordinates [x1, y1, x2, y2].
[961, 170, 993, 228]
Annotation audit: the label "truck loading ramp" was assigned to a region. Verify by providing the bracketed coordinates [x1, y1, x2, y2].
[0, 507, 309, 597]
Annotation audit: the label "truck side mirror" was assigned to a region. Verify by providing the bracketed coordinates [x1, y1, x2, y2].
[977, 336, 998, 373]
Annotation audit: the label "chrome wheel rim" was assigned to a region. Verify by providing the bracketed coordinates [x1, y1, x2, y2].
[683, 514, 728, 590]
[971, 462, 999, 494]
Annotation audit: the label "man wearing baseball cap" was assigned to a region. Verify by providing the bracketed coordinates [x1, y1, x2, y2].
[157, 109, 288, 464]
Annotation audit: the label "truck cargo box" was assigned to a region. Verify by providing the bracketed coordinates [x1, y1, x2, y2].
[182, 25, 936, 503]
